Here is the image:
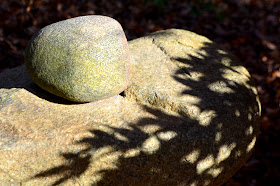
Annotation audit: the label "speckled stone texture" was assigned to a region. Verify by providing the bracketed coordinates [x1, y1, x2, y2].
[0, 29, 261, 185]
[25, 15, 130, 103]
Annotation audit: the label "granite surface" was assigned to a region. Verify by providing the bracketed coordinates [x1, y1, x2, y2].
[0, 29, 261, 185]
[25, 15, 130, 102]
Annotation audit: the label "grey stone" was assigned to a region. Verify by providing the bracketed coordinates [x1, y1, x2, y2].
[25, 15, 130, 103]
[0, 29, 261, 185]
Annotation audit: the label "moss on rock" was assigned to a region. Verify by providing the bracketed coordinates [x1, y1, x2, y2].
[25, 15, 130, 102]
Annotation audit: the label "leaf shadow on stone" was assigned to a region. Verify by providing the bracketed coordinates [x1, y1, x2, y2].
[32, 152, 91, 186]
[30, 39, 260, 185]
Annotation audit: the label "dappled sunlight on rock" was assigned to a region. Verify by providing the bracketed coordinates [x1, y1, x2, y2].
[181, 149, 200, 164]
[114, 132, 129, 142]
[207, 167, 223, 177]
[221, 67, 250, 82]
[187, 72, 206, 82]
[90, 146, 115, 159]
[0, 29, 261, 185]
[197, 50, 209, 59]
[140, 124, 161, 134]
[123, 148, 141, 158]
[141, 136, 160, 154]
[215, 132, 222, 142]
[157, 131, 177, 141]
[235, 110, 241, 117]
[216, 143, 236, 164]
[208, 81, 234, 94]
[198, 110, 217, 126]
[197, 154, 215, 174]
[245, 126, 254, 135]
[248, 113, 253, 121]
[247, 136, 257, 153]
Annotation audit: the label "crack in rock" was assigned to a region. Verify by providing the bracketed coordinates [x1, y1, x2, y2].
[151, 38, 192, 77]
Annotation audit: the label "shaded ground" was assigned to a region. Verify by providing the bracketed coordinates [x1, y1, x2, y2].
[0, 0, 279, 185]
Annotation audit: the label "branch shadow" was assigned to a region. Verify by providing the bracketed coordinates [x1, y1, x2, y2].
[33, 152, 91, 186]
[30, 32, 260, 185]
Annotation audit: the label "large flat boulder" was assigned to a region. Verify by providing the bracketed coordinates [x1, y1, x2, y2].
[0, 29, 261, 185]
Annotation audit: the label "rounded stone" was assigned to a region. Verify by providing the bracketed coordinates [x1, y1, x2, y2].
[25, 15, 130, 102]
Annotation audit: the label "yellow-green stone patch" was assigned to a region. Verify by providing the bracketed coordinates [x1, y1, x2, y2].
[25, 15, 130, 102]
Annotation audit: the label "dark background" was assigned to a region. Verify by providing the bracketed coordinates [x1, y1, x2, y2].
[0, 0, 279, 185]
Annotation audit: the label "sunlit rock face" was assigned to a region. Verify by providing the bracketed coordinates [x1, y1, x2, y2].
[0, 29, 260, 185]
[25, 15, 130, 103]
